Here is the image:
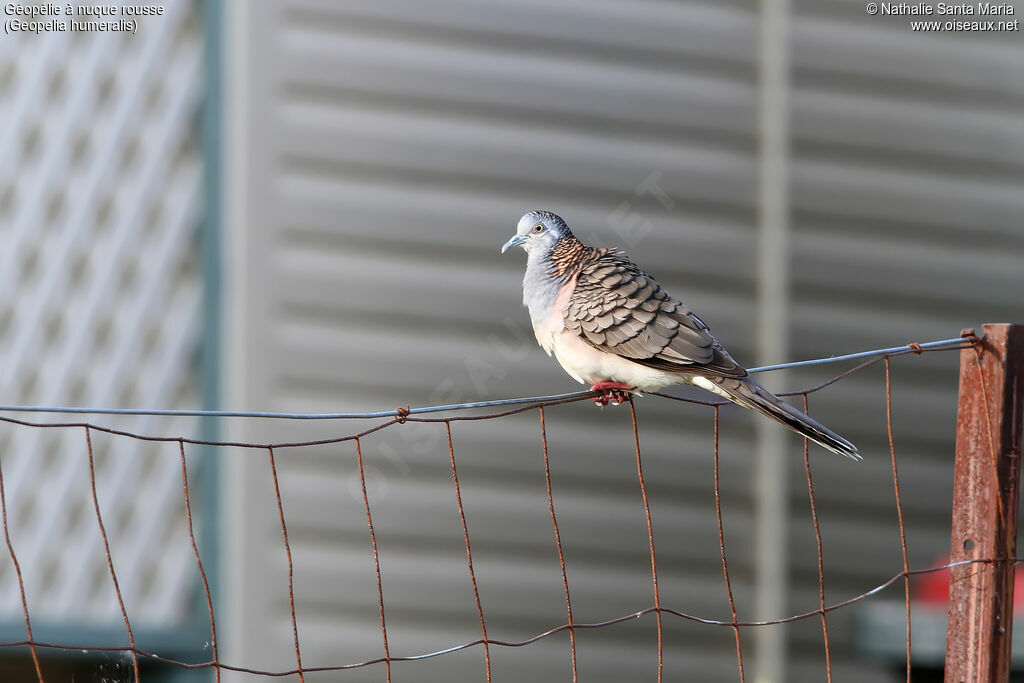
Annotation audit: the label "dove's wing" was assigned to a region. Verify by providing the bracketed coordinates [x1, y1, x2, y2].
[563, 252, 747, 379]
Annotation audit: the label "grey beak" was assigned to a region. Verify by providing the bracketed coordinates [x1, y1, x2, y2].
[501, 233, 527, 253]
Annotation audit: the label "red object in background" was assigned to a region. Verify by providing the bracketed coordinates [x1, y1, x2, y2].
[916, 554, 1024, 609]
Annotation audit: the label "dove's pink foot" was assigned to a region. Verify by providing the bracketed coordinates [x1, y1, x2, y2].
[590, 381, 636, 407]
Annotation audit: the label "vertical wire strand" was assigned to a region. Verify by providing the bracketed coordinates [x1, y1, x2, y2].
[266, 446, 305, 682]
[801, 393, 831, 682]
[84, 426, 140, 683]
[712, 405, 744, 682]
[355, 437, 391, 681]
[444, 422, 491, 681]
[629, 400, 663, 681]
[884, 358, 911, 682]
[178, 440, 219, 682]
[539, 407, 578, 681]
[0, 450, 43, 681]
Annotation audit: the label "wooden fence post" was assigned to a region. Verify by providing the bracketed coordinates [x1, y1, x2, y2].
[944, 323, 1024, 682]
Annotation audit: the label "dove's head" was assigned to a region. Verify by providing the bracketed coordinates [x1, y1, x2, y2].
[501, 210, 573, 256]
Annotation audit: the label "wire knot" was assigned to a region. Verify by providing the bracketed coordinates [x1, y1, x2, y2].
[907, 342, 923, 355]
[960, 328, 981, 345]
[395, 406, 411, 423]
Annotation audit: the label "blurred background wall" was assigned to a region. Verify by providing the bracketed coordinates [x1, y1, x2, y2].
[0, 2, 211, 681]
[0, 0, 1022, 681]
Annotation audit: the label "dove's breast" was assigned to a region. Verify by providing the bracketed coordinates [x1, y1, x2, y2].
[548, 330, 685, 392]
[526, 271, 683, 391]
[529, 277, 575, 355]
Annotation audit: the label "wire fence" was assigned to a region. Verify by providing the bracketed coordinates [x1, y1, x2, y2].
[0, 332, 1013, 681]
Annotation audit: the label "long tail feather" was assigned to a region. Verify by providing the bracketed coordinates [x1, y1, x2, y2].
[712, 377, 861, 460]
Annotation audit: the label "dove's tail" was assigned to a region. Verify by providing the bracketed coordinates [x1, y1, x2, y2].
[709, 376, 861, 460]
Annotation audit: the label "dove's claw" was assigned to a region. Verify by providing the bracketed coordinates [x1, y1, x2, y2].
[589, 382, 636, 407]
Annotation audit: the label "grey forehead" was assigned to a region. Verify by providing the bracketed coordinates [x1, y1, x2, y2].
[517, 210, 565, 233]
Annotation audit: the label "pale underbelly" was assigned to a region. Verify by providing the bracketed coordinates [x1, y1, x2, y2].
[549, 331, 686, 392]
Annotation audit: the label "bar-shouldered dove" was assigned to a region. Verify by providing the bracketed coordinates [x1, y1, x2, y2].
[502, 210, 860, 460]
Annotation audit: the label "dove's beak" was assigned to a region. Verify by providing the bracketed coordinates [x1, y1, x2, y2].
[501, 234, 527, 253]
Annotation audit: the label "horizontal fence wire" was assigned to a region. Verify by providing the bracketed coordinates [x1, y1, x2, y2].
[0, 337, 970, 420]
[0, 558, 1017, 676]
[0, 334, 991, 680]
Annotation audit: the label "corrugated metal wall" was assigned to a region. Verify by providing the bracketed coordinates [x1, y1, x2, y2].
[786, 2, 1024, 679]
[222, 1, 1024, 681]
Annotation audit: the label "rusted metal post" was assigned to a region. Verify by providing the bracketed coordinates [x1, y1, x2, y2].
[944, 323, 1024, 682]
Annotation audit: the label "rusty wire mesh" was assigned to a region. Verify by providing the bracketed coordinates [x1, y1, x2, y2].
[0, 335, 1007, 682]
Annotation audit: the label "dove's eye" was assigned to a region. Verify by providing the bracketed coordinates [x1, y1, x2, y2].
[532, 224, 545, 233]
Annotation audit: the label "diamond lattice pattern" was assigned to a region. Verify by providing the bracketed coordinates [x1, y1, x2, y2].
[0, 3, 204, 627]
